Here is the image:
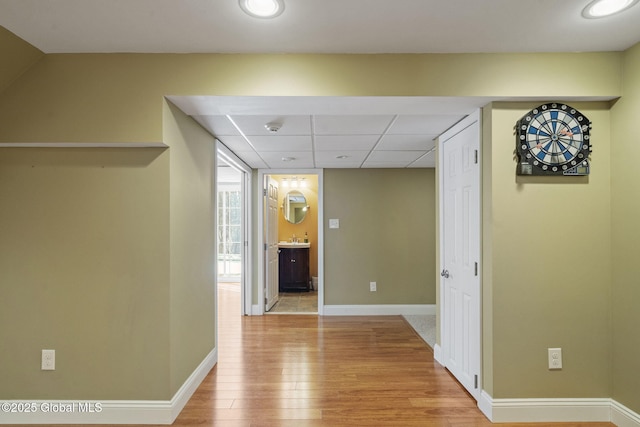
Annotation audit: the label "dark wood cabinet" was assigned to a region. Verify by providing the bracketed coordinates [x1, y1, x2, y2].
[278, 247, 310, 292]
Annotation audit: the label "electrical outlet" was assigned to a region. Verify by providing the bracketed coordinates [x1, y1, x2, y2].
[370, 281, 377, 292]
[42, 349, 55, 370]
[548, 348, 562, 370]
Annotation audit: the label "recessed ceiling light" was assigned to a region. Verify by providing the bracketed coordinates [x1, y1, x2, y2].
[239, 0, 284, 18]
[582, 0, 639, 18]
[282, 156, 296, 162]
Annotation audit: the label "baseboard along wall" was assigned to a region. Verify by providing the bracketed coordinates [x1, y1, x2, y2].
[0, 348, 217, 425]
[253, 304, 436, 316]
[323, 304, 436, 316]
[478, 392, 640, 427]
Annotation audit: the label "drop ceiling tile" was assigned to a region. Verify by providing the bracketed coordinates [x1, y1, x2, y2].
[376, 134, 437, 151]
[317, 161, 365, 168]
[259, 151, 315, 168]
[361, 161, 412, 168]
[367, 150, 426, 162]
[314, 115, 395, 135]
[248, 135, 313, 152]
[193, 115, 239, 136]
[314, 150, 369, 163]
[387, 115, 465, 135]
[314, 135, 379, 151]
[229, 115, 311, 136]
[233, 151, 269, 169]
[218, 135, 255, 152]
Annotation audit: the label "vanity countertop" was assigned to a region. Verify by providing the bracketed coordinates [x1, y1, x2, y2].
[278, 242, 310, 248]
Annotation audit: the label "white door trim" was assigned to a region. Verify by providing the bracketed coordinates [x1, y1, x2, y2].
[216, 140, 253, 316]
[257, 169, 324, 316]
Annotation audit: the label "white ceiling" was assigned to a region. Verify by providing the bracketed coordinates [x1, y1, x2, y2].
[1, 0, 640, 54]
[2, 0, 637, 169]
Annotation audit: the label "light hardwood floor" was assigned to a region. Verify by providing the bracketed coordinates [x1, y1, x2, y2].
[171, 286, 614, 426]
[25, 285, 615, 427]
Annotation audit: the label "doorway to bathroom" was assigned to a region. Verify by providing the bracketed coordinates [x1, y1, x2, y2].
[258, 170, 323, 315]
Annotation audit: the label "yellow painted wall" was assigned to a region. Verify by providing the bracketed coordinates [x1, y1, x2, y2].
[611, 41, 640, 412]
[0, 88, 217, 402]
[0, 26, 43, 94]
[164, 100, 217, 395]
[0, 52, 621, 144]
[0, 147, 171, 399]
[273, 174, 319, 278]
[324, 168, 436, 305]
[484, 102, 612, 398]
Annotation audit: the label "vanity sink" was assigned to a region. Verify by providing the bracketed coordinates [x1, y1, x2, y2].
[278, 242, 310, 248]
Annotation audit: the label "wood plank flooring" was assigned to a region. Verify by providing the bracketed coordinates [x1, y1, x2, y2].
[21, 284, 616, 427]
[170, 285, 614, 426]
[183, 285, 474, 427]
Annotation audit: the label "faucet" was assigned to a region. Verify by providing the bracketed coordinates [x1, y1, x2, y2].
[292, 234, 297, 243]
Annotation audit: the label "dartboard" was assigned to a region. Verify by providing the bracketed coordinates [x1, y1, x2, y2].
[515, 103, 592, 176]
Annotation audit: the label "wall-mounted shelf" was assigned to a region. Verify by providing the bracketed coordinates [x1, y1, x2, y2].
[0, 142, 168, 148]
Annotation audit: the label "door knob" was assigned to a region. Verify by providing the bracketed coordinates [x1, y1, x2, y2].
[440, 269, 450, 278]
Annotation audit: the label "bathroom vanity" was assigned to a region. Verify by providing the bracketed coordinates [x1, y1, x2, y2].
[278, 243, 310, 292]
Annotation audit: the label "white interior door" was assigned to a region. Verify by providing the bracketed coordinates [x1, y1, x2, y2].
[440, 111, 481, 400]
[265, 177, 279, 311]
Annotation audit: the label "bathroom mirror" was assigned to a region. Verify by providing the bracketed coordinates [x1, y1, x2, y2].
[282, 191, 309, 224]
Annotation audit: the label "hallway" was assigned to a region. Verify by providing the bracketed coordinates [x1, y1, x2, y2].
[19, 284, 618, 426]
[173, 284, 471, 425]
[167, 285, 616, 426]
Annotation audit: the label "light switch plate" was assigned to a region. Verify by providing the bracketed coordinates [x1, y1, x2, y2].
[329, 219, 340, 229]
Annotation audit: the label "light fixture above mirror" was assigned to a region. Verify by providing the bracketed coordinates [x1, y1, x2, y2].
[239, 0, 285, 18]
[282, 177, 307, 188]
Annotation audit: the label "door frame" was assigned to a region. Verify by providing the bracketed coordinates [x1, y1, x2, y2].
[216, 140, 253, 316]
[436, 109, 482, 398]
[257, 168, 324, 316]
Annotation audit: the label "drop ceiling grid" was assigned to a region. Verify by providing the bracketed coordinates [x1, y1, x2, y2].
[211, 114, 446, 168]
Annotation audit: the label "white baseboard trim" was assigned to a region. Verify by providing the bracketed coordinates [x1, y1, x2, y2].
[612, 399, 640, 427]
[169, 347, 217, 422]
[479, 392, 640, 426]
[478, 390, 493, 420]
[1, 347, 218, 425]
[433, 344, 444, 365]
[323, 304, 436, 316]
[251, 304, 261, 315]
